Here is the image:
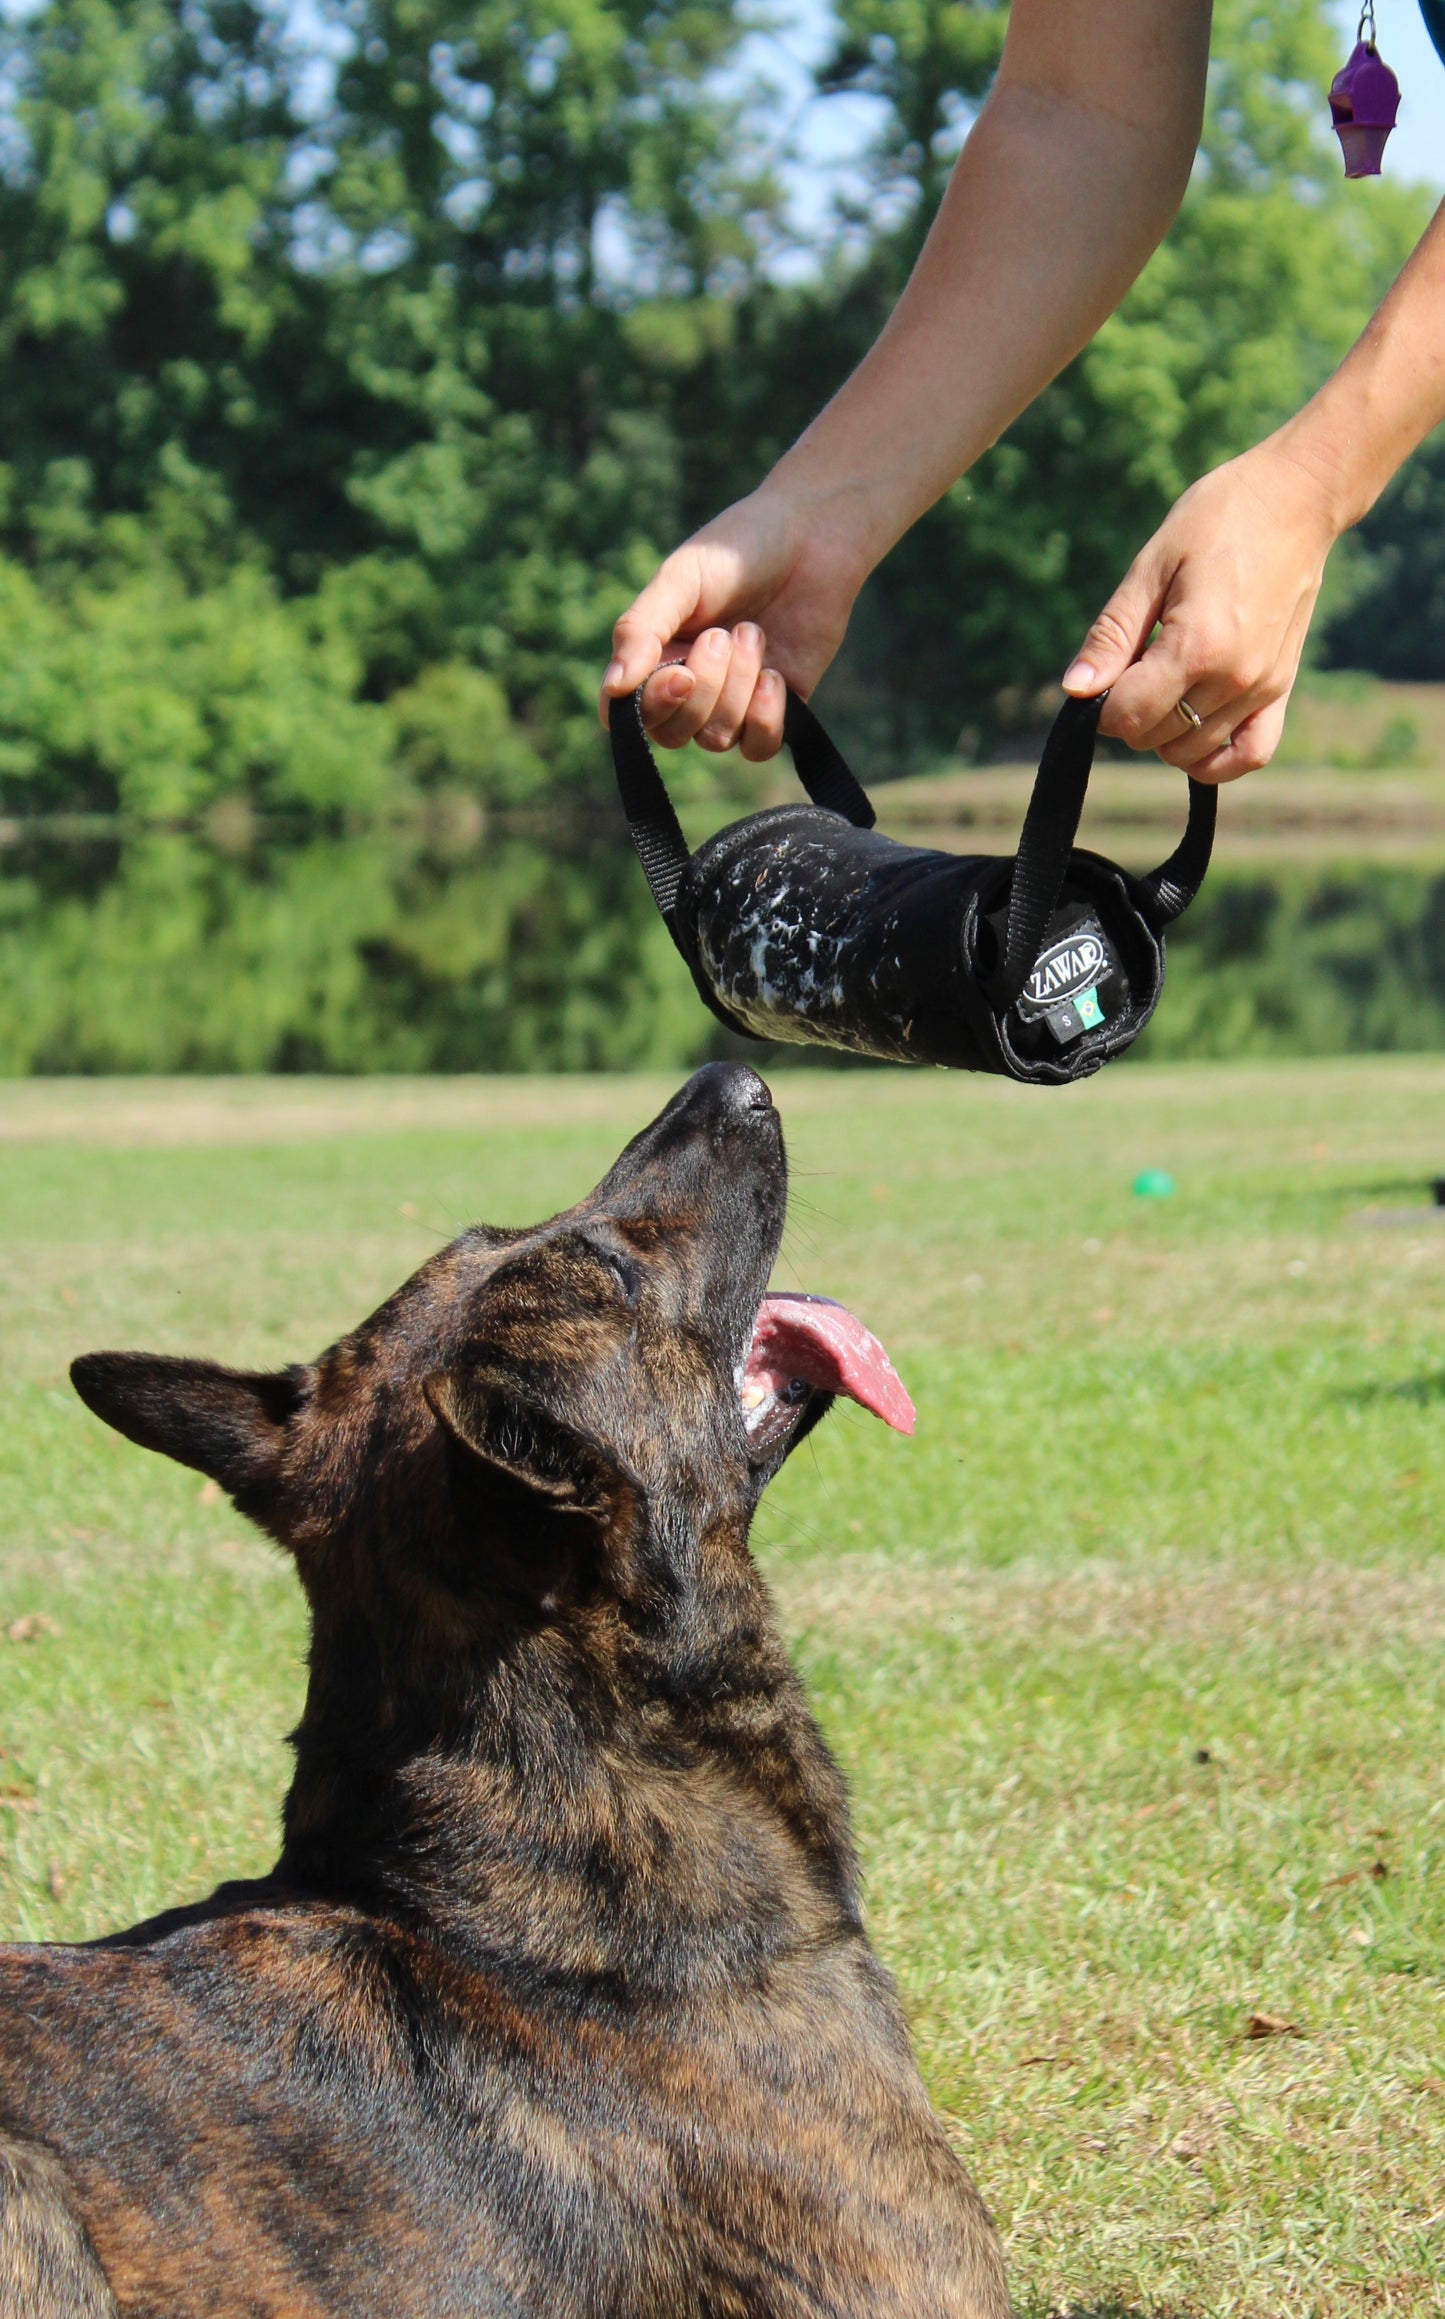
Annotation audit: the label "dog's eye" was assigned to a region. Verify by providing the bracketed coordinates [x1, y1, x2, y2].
[602, 1251, 640, 1306]
[574, 1235, 640, 1307]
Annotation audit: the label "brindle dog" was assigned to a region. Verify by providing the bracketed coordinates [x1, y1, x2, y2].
[0, 1064, 1009, 2319]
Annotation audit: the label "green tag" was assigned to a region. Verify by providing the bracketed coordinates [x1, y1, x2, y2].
[1075, 986, 1104, 1029]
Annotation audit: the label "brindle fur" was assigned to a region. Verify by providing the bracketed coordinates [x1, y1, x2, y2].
[0, 2136, 118, 2319]
[0, 1065, 1009, 2318]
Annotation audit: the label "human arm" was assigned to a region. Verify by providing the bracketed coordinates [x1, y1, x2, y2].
[1064, 195, 1445, 780]
[600, 0, 1213, 755]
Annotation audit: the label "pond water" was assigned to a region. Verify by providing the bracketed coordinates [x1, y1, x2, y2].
[2, 820, 1444, 1072]
[0, 819, 729, 1075]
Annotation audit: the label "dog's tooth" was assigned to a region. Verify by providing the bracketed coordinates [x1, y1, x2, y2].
[740, 1383, 767, 1411]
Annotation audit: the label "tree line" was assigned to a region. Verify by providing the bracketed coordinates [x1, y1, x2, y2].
[0, 0, 1435, 830]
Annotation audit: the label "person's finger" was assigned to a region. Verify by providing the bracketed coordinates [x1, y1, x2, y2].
[1153, 684, 1260, 768]
[1104, 633, 1253, 755]
[637, 660, 695, 730]
[739, 669, 787, 763]
[598, 550, 704, 723]
[647, 628, 733, 750]
[695, 623, 765, 752]
[1062, 553, 1167, 698]
[1106, 596, 1281, 754]
[1180, 695, 1288, 786]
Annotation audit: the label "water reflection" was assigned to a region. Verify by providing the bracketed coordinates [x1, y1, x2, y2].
[0, 819, 715, 1074]
[4, 818, 1441, 1073]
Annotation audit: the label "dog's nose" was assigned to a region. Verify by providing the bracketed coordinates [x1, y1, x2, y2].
[680, 1063, 775, 1123]
[597, 1064, 780, 1200]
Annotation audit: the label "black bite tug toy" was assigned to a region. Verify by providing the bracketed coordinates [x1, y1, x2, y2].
[610, 681, 1216, 1087]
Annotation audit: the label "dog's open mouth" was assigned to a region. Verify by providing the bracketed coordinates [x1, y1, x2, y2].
[740, 1293, 915, 1453]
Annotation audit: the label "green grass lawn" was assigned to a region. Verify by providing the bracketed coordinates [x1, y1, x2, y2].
[2, 1060, 1444, 2316]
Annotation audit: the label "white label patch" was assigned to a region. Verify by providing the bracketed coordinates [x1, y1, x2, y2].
[1024, 931, 1108, 1009]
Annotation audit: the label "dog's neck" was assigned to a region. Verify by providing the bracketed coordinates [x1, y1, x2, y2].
[275, 1521, 861, 1991]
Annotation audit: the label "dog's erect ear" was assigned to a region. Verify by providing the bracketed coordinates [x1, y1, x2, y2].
[71, 1353, 309, 1501]
[425, 1370, 642, 1531]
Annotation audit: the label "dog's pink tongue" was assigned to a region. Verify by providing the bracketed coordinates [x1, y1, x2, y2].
[746, 1293, 915, 1435]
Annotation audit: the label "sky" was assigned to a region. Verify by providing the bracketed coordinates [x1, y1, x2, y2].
[743, 0, 1445, 253]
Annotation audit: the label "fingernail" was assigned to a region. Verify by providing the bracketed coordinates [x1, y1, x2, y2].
[661, 667, 693, 696]
[1062, 660, 1096, 693]
[603, 659, 625, 690]
[736, 623, 763, 650]
[700, 628, 729, 656]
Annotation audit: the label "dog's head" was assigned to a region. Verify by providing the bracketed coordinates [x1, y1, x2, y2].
[71, 1066, 912, 1633]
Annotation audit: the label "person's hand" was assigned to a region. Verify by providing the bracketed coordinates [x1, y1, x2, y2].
[1062, 439, 1342, 781]
[598, 490, 869, 758]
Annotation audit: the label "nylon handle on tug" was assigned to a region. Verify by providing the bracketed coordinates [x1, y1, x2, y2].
[609, 681, 1216, 1087]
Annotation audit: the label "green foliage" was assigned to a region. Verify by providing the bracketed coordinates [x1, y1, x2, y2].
[0, 0, 1428, 795]
[0, 0, 778, 793]
[1322, 428, 1445, 681]
[0, 556, 393, 818]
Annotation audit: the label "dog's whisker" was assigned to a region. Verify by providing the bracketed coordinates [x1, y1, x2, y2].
[783, 1196, 844, 1233]
[778, 1231, 824, 1271]
[771, 1250, 817, 1291]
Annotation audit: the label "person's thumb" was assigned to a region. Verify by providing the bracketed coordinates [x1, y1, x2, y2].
[600, 551, 704, 708]
[1062, 558, 1165, 697]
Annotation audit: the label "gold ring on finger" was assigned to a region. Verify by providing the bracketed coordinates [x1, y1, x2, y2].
[1176, 695, 1203, 734]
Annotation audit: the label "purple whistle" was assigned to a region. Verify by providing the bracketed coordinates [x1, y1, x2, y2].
[1329, 23, 1400, 177]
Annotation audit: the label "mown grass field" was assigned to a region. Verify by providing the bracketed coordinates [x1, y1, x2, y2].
[2, 1060, 1443, 2316]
